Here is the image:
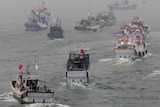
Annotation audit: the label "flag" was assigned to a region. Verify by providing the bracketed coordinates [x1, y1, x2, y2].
[80, 49, 85, 55]
[35, 65, 38, 71]
[18, 64, 23, 70]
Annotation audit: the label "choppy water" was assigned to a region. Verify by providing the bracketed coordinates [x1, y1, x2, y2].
[0, 0, 160, 107]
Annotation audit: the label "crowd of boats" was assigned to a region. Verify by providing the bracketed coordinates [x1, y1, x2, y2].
[10, 48, 90, 104]
[24, 2, 117, 39]
[10, 0, 151, 104]
[113, 16, 150, 58]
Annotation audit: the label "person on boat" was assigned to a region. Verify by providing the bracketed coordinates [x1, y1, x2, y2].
[67, 55, 76, 70]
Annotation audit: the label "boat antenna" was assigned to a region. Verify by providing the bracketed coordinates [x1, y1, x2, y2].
[88, 0, 91, 17]
[34, 54, 39, 73]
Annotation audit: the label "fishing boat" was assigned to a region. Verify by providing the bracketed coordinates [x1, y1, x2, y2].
[113, 34, 148, 58]
[10, 64, 54, 104]
[107, 0, 137, 10]
[47, 17, 64, 39]
[66, 48, 90, 83]
[74, 15, 105, 32]
[24, 1, 50, 31]
[97, 9, 116, 26]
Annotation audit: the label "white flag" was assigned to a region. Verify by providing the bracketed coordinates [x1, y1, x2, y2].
[35, 65, 38, 71]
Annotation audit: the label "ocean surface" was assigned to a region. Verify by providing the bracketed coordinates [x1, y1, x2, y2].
[0, 0, 160, 107]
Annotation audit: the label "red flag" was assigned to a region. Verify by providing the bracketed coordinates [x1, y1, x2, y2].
[19, 64, 23, 70]
[80, 49, 85, 55]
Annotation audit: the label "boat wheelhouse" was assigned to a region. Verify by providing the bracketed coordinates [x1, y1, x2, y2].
[47, 18, 64, 39]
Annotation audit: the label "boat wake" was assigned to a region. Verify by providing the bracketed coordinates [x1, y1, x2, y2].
[0, 92, 17, 103]
[113, 58, 134, 65]
[99, 58, 113, 62]
[99, 58, 136, 65]
[143, 52, 154, 58]
[59, 82, 95, 90]
[54, 38, 64, 41]
[147, 70, 160, 77]
[25, 103, 71, 107]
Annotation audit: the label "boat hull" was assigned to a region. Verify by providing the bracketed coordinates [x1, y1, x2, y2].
[66, 71, 89, 83]
[10, 81, 54, 104]
[47, 32, 63, 40]
[24, 22, 48, 31]
[74, 25, 102, 32]
[114, 44, 148, 58]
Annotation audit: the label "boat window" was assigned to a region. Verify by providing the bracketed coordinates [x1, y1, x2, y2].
[67, 54, 89, 71]
[26, 80, 36, 86]
[26, 80, 32, 86]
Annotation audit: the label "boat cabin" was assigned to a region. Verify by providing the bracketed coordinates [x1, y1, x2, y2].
[50, 24, 61, 33]
[67, 53, 90, 71]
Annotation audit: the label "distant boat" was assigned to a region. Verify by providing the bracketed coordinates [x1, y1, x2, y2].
[113, 17, 150, 58]
[107, 0, 137, 10]
[47, 17, 64, 39]
[24, 1, 51, 31]
[10, 64, 54, 104]
[74, 15, 105, 32]
[97, 9, 116, 26]
[114, 36, 148, 58]
[66, 48, 90, 83]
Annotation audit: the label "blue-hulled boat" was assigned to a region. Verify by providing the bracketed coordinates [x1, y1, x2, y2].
[24, 2, 50, 31]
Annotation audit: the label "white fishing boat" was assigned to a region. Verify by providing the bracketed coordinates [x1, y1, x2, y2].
[114, 35, 148, 58]
[10, 64, 54, 104]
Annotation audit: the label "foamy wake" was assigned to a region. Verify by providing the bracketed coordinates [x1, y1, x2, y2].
[59, 82, 95, 91]
[113, 58, 134, 65]
[99, 58, 135, 65]
[67, 82, 87, 89]
[147, 70, 160, 77]
[54, 38, 64, 41]
[0, 92, 17, 102]
[143, 52, 154, 58]
[26, 103, 71, 107]
[99, 58, 113, 62]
